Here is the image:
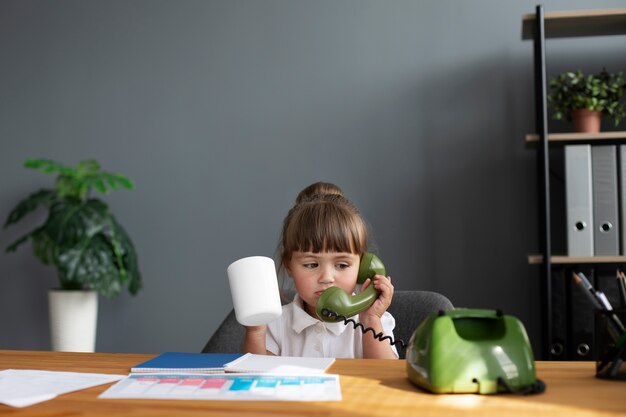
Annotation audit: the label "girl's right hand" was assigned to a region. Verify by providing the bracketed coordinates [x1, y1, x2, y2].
[359, 274, 394, 322]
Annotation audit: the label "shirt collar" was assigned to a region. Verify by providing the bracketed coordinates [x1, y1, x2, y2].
[291, 294, 348, 336]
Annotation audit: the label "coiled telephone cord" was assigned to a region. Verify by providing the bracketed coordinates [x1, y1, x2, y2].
[320, 308, 406, 349]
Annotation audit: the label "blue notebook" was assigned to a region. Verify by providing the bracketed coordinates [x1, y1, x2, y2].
[131, 352, 244, 374]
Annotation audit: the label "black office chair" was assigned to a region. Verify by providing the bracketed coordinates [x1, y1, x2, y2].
[202, 309, 246, 354]
[202, 290, 453, 359]
[386, 291, 453, 358]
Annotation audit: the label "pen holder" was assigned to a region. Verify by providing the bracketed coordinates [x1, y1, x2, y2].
[595, 308, 626, 380]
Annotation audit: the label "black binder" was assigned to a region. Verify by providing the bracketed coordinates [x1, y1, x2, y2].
[550, 267, 567, 359]
[596, 267, 623, 313]
[567, 267, 595, 360]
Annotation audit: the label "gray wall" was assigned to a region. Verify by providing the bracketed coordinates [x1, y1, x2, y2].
[1, 0, 625, 357]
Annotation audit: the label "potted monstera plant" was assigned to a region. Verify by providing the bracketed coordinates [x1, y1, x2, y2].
[4, 159, 142, 352]
[548, 69, 625, 132]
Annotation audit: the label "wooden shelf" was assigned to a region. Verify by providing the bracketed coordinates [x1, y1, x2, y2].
[525, 131, 626, 143]
[528, 254, 626, 265]
[522, 8, 626, 39]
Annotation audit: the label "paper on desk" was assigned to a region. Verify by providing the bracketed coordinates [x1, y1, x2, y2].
[224, 353, 335, 374]
[100, 373, 342, 401]
[0, 369, 125, 408]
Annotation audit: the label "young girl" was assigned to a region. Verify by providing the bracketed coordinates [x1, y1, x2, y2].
[243, 183, 398, 359]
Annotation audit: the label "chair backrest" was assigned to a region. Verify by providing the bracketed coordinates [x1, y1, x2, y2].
[202, 289, 295, 354]
[386, 290, 453, 358]
[202, 309, 245, 354]
[202, 290, 453, 359]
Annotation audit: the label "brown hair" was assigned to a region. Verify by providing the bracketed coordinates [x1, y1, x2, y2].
[280, 193, 368, 266]
[295, 182, 344, 204]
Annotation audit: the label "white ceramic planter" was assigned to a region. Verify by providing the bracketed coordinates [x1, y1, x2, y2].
[48, 290, 98, 352]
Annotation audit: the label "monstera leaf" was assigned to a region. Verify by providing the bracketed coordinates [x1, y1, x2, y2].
[4, 159, 141, 298]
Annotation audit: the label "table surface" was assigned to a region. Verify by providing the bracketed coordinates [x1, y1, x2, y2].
[0, 350, 625, 417]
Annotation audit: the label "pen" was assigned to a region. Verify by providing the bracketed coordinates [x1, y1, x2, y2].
[571, 272, 603, 309]
[596, 290, 626, 333]
[571, 272, 622, 339]
[617, 270, 626, 308]
[581, 279, 626, 375]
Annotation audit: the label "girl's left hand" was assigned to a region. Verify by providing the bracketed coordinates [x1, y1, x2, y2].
[359, 274, 394, 321]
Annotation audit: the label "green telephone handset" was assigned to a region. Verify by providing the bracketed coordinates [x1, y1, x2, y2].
[315, 252, 386, 322]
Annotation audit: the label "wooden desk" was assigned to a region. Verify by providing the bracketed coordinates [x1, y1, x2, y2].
[0, 350, 624, 416]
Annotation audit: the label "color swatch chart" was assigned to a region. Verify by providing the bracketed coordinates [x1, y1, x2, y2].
[99, 373, 341, 401]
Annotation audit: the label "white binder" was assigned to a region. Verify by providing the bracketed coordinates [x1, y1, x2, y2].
[565, 145, 594, 256]
[592, 145, 619, 255]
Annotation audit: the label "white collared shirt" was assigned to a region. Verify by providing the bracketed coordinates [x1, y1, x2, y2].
[266, 294, 399, 358]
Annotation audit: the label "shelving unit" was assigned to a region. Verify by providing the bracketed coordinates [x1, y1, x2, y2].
[525, 132, 626, 143]
[522, 8, 626, 39]
[528, 255, 626, 265]
[523, 6, 626, 360]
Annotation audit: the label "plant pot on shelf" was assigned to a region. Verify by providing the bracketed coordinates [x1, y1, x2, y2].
[48, 290, 98, 352]
[571, 109, 602, 133]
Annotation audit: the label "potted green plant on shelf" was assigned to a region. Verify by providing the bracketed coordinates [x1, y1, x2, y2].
[4, 159, 142, 352]
[548, 69, 625, 133]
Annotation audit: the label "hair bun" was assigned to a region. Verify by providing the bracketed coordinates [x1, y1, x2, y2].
[295, 182, 344, 203]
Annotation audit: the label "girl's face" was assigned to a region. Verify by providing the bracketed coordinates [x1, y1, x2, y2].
[286, 251, 361, 318]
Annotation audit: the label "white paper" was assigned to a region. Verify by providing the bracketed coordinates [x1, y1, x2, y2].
[223, 353, 335, 375]
[0, 369, 125, 408]
[99, 373, 341, 401]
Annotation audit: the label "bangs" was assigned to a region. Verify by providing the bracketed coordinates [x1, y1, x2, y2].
[282, 198, 367, 261]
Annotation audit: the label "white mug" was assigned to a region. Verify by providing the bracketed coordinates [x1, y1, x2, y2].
[227, 256, 282, 326]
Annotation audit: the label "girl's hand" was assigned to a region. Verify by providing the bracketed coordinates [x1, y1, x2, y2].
[359, 275, 398, 359]
[359, 274, 394, 323]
